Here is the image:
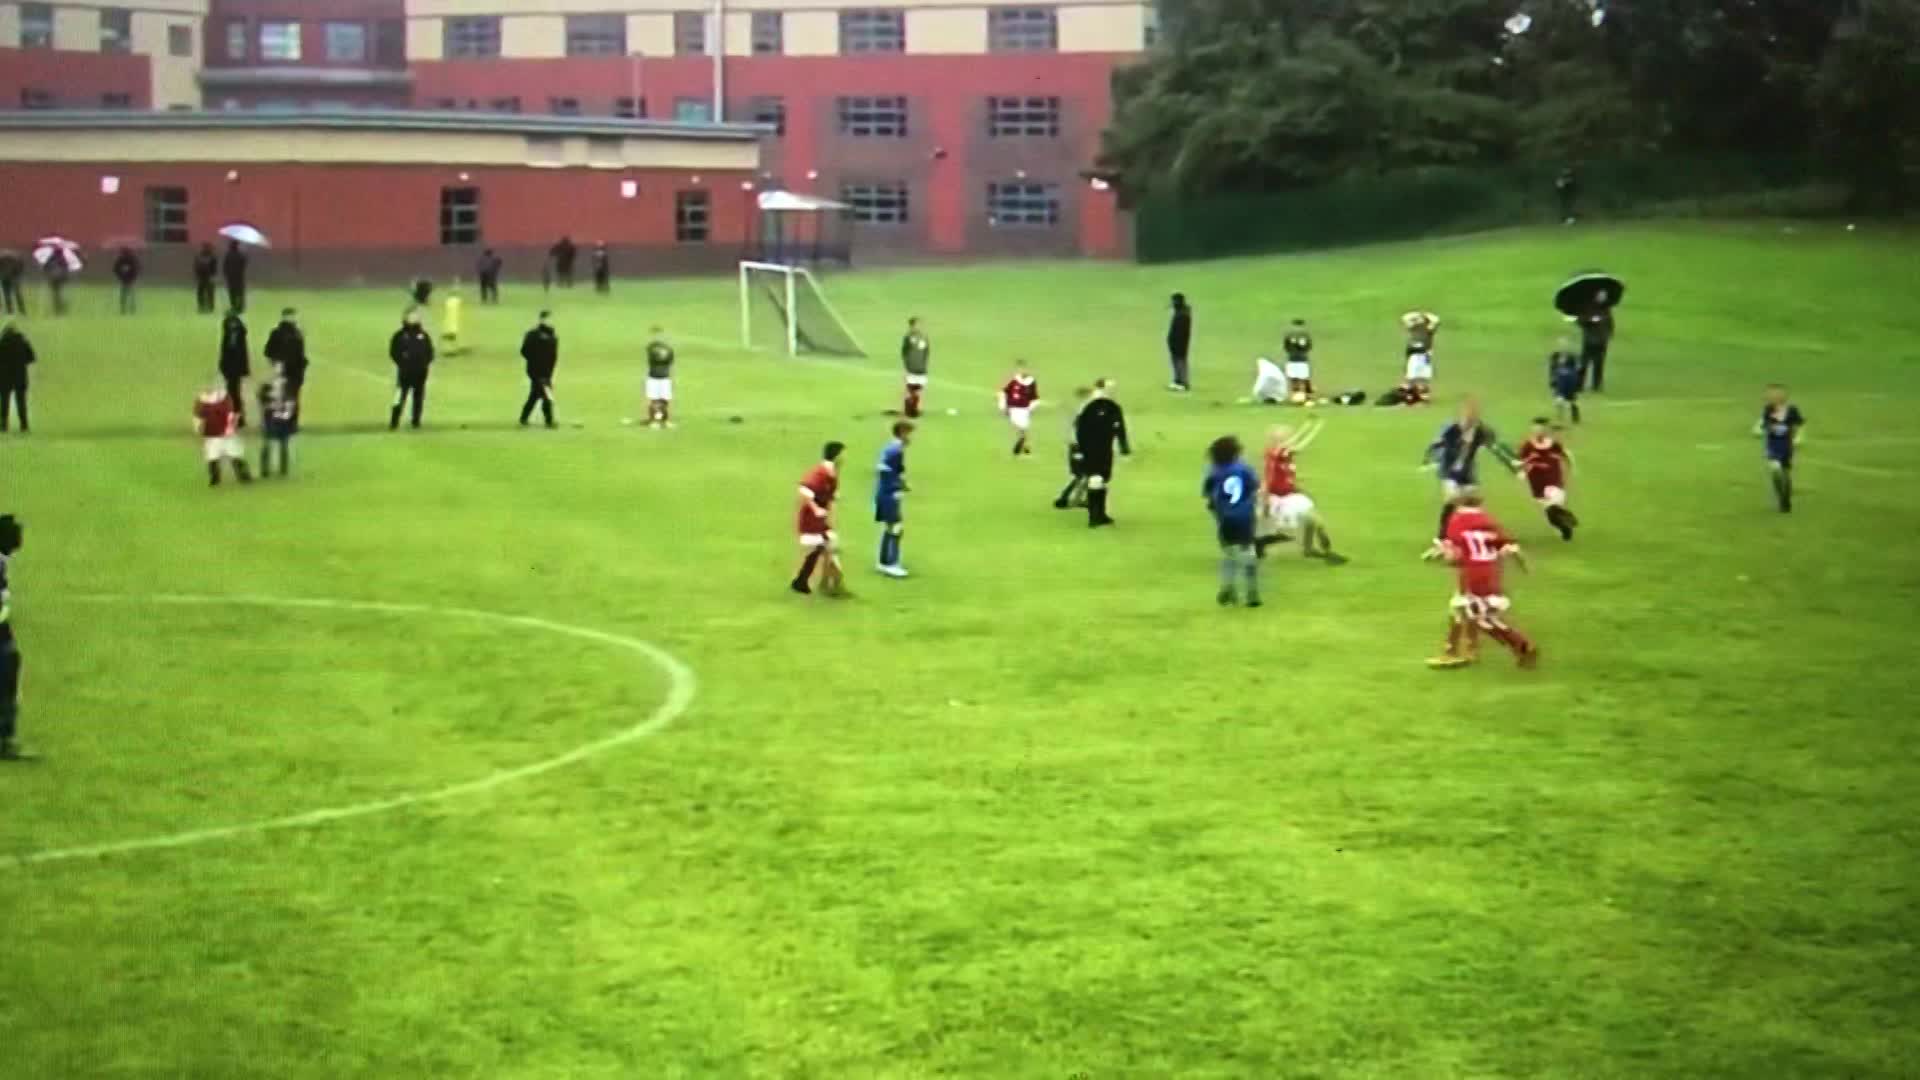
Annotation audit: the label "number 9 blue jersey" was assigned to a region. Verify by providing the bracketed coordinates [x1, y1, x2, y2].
[1203, 461, 1260, 523]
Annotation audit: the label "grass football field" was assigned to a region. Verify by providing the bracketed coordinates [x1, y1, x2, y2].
[2, 222, 1917, 1078]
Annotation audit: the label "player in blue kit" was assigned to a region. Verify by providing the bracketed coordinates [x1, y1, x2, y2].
[1424, 397, 1517, 550]
[875, 420, 914, 578]
[1202, 436, 1263, 608]
[1755, 384, 1804, 513]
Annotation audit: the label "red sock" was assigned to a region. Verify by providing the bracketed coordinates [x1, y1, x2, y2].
[905, 386, 922, 417]
[1484, 621, 1533, 657]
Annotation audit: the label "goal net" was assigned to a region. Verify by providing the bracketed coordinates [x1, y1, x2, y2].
[739, 261, 866, 358]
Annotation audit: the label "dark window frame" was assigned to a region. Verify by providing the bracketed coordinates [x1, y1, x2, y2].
[747, 95, 785, 136]
[100, 8, 134, 54]
[836, 95, 909, 138]
[675, 190, 711, 243]
[565, 13, 626, 57]
[838, 8, 905, 54]
[258, 19, 303, 62]
[19, 87, 56, 110]
[145, 186, 190, 244]
[614, 95, 648, 119]
[19, 3, 54, 49]
[168, 23, 194, 57]
[444, 16, 502, 59]
[987, 6, 1058, 52]
[673, 11, 706, 56]
[440, 186, 482, 246]
[987, 181, 1062, 227]
[842, 182, 911, 225]
[987, 95, 1061, 138]
[324, 21, 368, 63]
[549, 96, 582, 116]
[750, 10, 783, 54]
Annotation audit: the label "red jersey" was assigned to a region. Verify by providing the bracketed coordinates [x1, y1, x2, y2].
[1001, 376, 1039, 410]
[1444, 507, 1516, 597]
[194, 394, 237, 438]
[796, 461, 837, 535]
[1519, 437, 1568, 497]
[1264, 446, 1298, 496]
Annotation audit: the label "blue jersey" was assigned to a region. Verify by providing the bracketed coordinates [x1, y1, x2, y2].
[1429, 422, 1504, 483]
[1549, 353, 1581, 397]
[1761, 404, 1804, 460]
[0, 552, 13, 649]
[875, 439, 907, 498]
[1203, 461, 1260, 523]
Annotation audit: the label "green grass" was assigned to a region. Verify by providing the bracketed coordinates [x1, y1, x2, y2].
[2, 220, 1918, 1078]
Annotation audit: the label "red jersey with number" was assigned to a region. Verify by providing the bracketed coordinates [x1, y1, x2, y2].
[1002, 376, 1038, 409]
[796, 461, 837, 535]
[194, 393, 237, 438]
[1444, 508, 1515, 597]
[1519, 437, 1568, 497]
[1264, 446, 1298, 496]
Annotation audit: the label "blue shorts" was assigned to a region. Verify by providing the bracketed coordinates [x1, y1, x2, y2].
[875, 495, 903, 524]
[1552, 381, 1581, 401]
[1766, 445, 1794, 467]
[1217, 517, 1255, 547]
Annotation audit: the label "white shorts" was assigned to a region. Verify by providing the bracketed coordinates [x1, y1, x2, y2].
[1007, 406, 1032, 431]
[1284, 360, 1311, 382]
[1268, 492, 1315, 531]
[1451, 593, 1512, 621]
[798, 529, 838, 549]
[903, 374, 929, 388]
[1442, 478, 1474, 500]
[645, 377, 673, 401]
[1535, 485, 1567, 508]
[1405, 353, 1434, 381]
[202, 435, 242, 462]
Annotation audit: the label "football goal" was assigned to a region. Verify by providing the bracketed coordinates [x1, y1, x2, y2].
[739, 261, 867, 358]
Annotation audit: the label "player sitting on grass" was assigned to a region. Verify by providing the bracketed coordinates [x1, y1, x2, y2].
[793, 441, 848, 597]
[1755, 384, 1804, 513]
[193, 384, 251, 487]
[999, 364, 1039, 456]
[1201, 435, 1262, 608]
[1548, 341, 1583, 425]
[1256, 421, 1345, 564]
[1518, 418, 1578, 540]
[1428, 493, 1538, 671]
[1247, 356, 1289, 405]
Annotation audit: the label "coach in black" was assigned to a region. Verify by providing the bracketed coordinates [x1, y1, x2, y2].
[389, 308, 435, 430]
[265, 307, 308, 417]
[1073, 380, 1130, 528]
[519, 310, 559, 427]
[1, 513, 24, 761]
[222, 239, 249, 313]
[112, 247, 141, 315]
[218, 308, 251, 426]
[1167, 293, 1193, 392]
[192, 243, 218, 314]
[0, 319, 32, 434]
[476, 248, 503, 305]
[1577, 303, 1614, 392]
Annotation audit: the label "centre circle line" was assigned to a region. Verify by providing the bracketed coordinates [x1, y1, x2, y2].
[3, 593, 697, 869]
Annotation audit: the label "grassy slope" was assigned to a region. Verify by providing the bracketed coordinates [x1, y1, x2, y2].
[1, 221, 1917, 1078]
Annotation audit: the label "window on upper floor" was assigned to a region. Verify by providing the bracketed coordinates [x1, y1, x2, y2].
[445, 17, 501, 60]
[747, 96, 785, 137]
[566, 14, 625, 57]
[550, 96, 582, 116]
[676, 191, 711, 243]
[751, 11, 783, 55]
[987, 181, 1061, 227]
[375, 19, 405, 64]
[168, 24, 194, 57]
[987, 95, 1060, 137]
[326, 22, 367, 63]
[224, 19, 247, 61]
[100, 9, 133, 54]
[837, 95, 908, 138]
[146, 186, 190, 244]
[259, 21, 301, 62]
[674, 97, 713, 123]
[488, 96, 521, 113]
[842, 182, 911, 225]
[19, 88, 56, 110]
[989, 7, 1058, 52]
[102, 91, 134, 108]
[674, 12, 706, 56]
[20, 4, 54, 49]
[614, 96, 647, 119]
[839, 9, 904, 54]
[440, 187, 481, 245]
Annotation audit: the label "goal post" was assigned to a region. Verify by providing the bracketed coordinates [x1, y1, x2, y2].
[739, 260, 867, 358]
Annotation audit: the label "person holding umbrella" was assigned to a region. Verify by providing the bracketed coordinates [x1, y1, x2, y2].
[222, 237, 249, 313]
[519, 309, 559, 428]
[192, 242, 218, 314]
[35, 238, 78, 317]
[112, 246, 142, 315]
[0, 318, 33, 434]
[0, 250, 24, 315]
[388, 306, 435, 430]
[1555, 273, 1624, 394]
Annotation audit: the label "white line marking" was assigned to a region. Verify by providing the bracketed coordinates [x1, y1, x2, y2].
[1805, 459, 1901, 479]
[3, 594, 697, 869]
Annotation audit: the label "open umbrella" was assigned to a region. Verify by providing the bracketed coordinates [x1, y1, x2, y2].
[219, 223, 272, 248]
[32, 237, 82, 272]
[1555, 272, 1625, 316]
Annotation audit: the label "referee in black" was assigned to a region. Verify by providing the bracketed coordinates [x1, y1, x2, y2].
[388, 307, 435, 430]
[1, 513, 23, 761]
[1071, 379, 1130, 527]
[519, 309, 559, 427]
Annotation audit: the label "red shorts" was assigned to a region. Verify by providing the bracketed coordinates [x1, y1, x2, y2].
[1526, 473, 1564, 502]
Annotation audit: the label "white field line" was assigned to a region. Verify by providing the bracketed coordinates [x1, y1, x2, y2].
[3, 594, 697, 869]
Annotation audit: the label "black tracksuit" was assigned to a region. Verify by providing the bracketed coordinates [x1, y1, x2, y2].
[591, 249, 610, 293]
[113, 251, 141, 314]
[552, 239, 577, 288]
[389, 323, 435, 429]
[476, 252, 502, 304]
[1578, 308, 1614, 392]
[1167, 302, 1193, 389]
[1068, 395, 1130, 525]
[0, 327, 34, 433]
[222, 244, 249, 313]
[265, 320, 308, 411]
[0, 254, 22, 315]
[519, 324, 559, 426]
[218, 314, 251, 424]
[193, 249, 218, 313]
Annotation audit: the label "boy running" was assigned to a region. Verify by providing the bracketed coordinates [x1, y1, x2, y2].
[1755, 384, 1805, 513]
[1428, 494, 1538, 670]
[999, 364, 1040, 456]
[1548, 341, 1583, 425]
[793, 442, 848, 596]
[193, 384, 252, 487]
[875, 421, 913, 577]
[1424, 396, 1515, 546]
[1202, 435, 1262, 608]
[1518, 418, 1578, 540]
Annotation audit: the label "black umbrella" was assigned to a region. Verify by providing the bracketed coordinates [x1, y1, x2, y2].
[1555, 272, 1625, 316]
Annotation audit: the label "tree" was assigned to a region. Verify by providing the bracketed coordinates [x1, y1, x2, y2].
[1812, 0, 1920, 210]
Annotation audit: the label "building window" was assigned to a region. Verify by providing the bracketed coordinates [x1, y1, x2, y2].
[326, 22, 367, 63]
[673, 12, 706, 56]
[987, 95, 1061, 137]
[101, 91, 134, 108]
[839, 9, 904, 54]
[487, 96, 521, 113]
[989, 7, 1058, 52]
[20, 3, 53, 49]
[145, 186, 190, 244]
[440, 187, 481, 245]
[224, 20, 247, 61]
[615, 96, 647, 119]
[430, 97, 457, 110]
[168, 24, 194, 57]
[100, 9, 133, 54]
[675, 190, 711, 243]
[842, 182, 910, 225]
[747, 96, 785, 136]
[445, 17, 501, 59]
[375, 19, 405, 65]
[259, 21, 302, 61]
[987, 181, 1060, 227]
[674, 98, 713, 123]
[550, 97, 582, 116]
[1143, 2, 1160, 47]
[20, 88, 56, 110]
[836, 95, 908, 138]
[751, 11, 783, 54]
[566, 13, 625, 56]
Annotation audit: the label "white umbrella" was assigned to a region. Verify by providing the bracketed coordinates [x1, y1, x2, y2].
[32, 238, 82, 272]
[1504, 12, 1533, 35]
[219, 223, 272, 248]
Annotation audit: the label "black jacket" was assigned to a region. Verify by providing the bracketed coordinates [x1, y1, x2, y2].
[1075, 397, 1131, 457]
[476, 253, 503, 280]
[1167, 306, 1192, 353]
[1578, 308, 1614, 347]
[552, 239, 577, 272]
[113, 252, 140, 285]
[218, 315, 250, 377]
[520, 326, 558, 380]
[222, 246, 248, 283]
[0, 328, 34, 385]
[265, 321, 308, 381]
[192, 250, 218, 282]
[390, 325, 435, 378]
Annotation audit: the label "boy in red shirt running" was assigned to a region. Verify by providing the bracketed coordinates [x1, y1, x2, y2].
[1517, 418, 1579, 540]
[1428, 494, 1537, 669]
[193, 385, 252, 487]
[999, 364, 1040, 457]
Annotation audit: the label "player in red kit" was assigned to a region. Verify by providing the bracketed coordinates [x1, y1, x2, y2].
[1428, 494, 1537, 670]
[1256, 420, 1343, 562]
[999, 364, 1040, 456]
[193, 384, 252, 487]
[792, 441, 848, 597]
[1517, 417, 1579, 540]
